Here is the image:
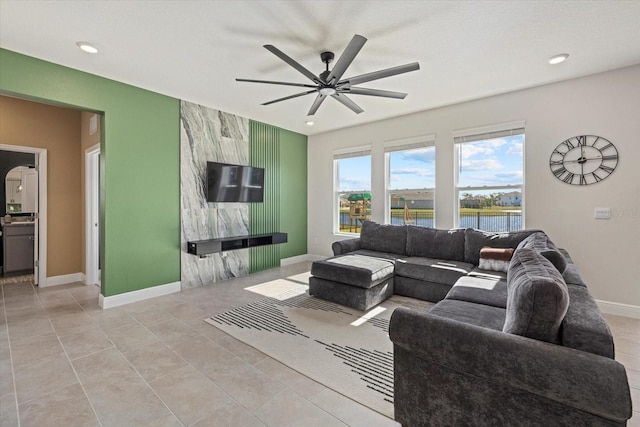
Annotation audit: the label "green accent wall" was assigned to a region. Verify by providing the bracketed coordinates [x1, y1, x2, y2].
[0, 49, 180, 297]
[278, 128, 308, 259]
[249, 121, 307, 272]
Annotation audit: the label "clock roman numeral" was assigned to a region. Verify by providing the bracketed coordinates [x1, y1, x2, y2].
[601, 142, 613, 151]
[576, 136, 587, 146]
[599, 165, 615, 174]
[552, 166, 567, 178]
[601, 155, 618, 161]
[591, 136, 600, 146]
[562, 139, 575, 150]
[592, 172, 603, 182]
[563, 172, 575, 184]
[579, 175, 587, 185]
[550, 160, 563, 166]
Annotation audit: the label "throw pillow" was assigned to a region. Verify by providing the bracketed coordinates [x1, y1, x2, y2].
[516, 232, 567, 273]
[464, 228, 541, 265]
[360, 221, 407, 255]
[503, 248, 570, 344]
[406, 226, 465, 261]
[478, 246, 514, 273]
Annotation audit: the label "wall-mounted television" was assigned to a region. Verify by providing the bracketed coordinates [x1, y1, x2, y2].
[206, 161, 264, 203]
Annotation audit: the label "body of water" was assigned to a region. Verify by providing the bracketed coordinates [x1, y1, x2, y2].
[340, 212, 522, 233]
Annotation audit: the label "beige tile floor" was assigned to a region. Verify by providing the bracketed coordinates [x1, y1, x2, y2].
[0, 262, 638, 426]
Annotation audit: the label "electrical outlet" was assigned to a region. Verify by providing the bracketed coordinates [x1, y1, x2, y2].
[594, 207, 611, 219]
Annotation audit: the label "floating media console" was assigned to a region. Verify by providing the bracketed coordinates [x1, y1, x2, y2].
[187, 233, 288, 257]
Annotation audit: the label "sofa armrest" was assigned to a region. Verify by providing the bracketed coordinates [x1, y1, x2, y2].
[389, 307, 632, 422]
[332, 238, 361, 255]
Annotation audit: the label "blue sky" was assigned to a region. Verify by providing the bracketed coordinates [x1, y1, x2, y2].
[337, 135, 523, 192]
[458, 135, 523, 188]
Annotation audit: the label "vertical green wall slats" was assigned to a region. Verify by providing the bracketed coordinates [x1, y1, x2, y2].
[249, 121, 281, 272]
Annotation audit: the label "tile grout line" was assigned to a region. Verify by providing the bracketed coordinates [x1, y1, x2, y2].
[39, 287, 105, 427]
[135, 311, 269, 424]
[1, 280, 24, 427]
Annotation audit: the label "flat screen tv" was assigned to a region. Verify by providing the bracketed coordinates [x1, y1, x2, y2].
[206, 162, 264, 203]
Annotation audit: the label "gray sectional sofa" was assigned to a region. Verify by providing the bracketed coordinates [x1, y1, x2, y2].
[309, 221, 633, 426]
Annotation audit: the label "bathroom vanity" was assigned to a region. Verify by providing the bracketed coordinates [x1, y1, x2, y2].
[2, 222, 34, 274]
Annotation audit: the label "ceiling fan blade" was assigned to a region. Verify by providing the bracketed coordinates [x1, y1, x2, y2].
[262, 90, 318, 106]
[331, 93, 364, 114]
[307, 93, 327, 116]
[264, 45, 321, 84]
[325, 34, 367, 85]
[338, 87, 407, 99]
[340, 62, 420, 86]
[236, 78, 318, 89]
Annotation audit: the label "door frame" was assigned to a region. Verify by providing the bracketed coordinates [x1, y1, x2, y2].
[0, 144, 47, 286]
[85, 144, 100, 286]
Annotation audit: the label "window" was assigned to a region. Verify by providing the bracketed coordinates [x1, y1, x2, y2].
[385, 143, 435, 228]
[454, 124, 524, 232]
[334, 148, 371, 234]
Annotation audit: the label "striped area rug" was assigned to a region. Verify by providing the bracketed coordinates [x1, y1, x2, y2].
[205, 273, 432, 418]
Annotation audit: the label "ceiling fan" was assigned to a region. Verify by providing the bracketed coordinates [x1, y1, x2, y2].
[236, 34, 420, 116]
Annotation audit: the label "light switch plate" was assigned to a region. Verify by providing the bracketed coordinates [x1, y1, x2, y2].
[594, 207, 611, 219]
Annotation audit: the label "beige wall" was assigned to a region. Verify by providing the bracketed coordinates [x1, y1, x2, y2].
[80, 111, 101, 276]
[308, 65, 640, 309]
[0, 95, 82, 277]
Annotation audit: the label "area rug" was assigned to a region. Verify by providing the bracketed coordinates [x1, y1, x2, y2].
[204, 273, 432, 418]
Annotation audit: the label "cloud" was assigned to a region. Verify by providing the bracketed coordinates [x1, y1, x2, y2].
[339, 177, 370, 191]
[459, 138, 507, 159]
[494, 171, 523, 180]
[398, 148, 435, 163]
[460, 159, 503, 171]
[506, 141, 523, 156]
[391, 167, 434, 177]
[463, 171, 523, 186]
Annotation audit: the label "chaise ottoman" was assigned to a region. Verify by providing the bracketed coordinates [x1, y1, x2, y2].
[309, 254, 395, 311]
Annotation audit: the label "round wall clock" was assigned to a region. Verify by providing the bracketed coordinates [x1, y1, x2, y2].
[549, 135, 618, 185]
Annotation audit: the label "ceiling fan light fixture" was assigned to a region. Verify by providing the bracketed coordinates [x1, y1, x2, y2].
[549, 53, 569, 64]
[76, 41, 98, 54]
[319, 87, 336, 96]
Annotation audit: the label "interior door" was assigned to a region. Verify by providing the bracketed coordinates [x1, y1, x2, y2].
[28, 167, 39, 285]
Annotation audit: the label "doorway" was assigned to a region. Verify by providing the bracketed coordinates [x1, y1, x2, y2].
[85, 145, 100, 286]
[0, 144, 47, 286]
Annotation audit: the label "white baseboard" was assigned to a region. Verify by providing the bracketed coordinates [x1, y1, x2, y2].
[40, 272, 84, 288]
[99, 281, 181, 310]
[280, 254, 325, 266]
[596, 299, 640, 319]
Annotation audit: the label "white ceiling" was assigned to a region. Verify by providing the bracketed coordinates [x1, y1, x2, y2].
[2, 1, 640, 136]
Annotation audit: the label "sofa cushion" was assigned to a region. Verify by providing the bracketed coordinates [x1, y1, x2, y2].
[394, 257, 474, 286]
[516, 232, 567, 273]
[351, 249, 405, 262]
[561, 284, 615, 358]
[429, 299, 506, 331]
[360, 221, 407, 255]
[310, 254, 395, 289]
[464, 228, 540, 265]
[406, 226, 465, 262]
[503, 248, 570, 343]
[445, 275, 508, 309]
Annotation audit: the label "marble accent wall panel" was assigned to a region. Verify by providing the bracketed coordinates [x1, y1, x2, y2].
[180, 101, 250, 289]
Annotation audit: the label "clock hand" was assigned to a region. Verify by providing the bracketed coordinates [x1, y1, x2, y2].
[563, 157, 602, 164]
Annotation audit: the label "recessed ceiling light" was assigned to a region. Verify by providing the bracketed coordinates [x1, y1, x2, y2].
[549, 53, 569, 65]
[305, 120, 314, 126]
[76, 42, 98, 54]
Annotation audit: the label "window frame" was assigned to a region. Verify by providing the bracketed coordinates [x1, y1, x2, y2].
[384, 136, 436, 228]
[452, 122, 525, 231]
[333, 146, 372, 235]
